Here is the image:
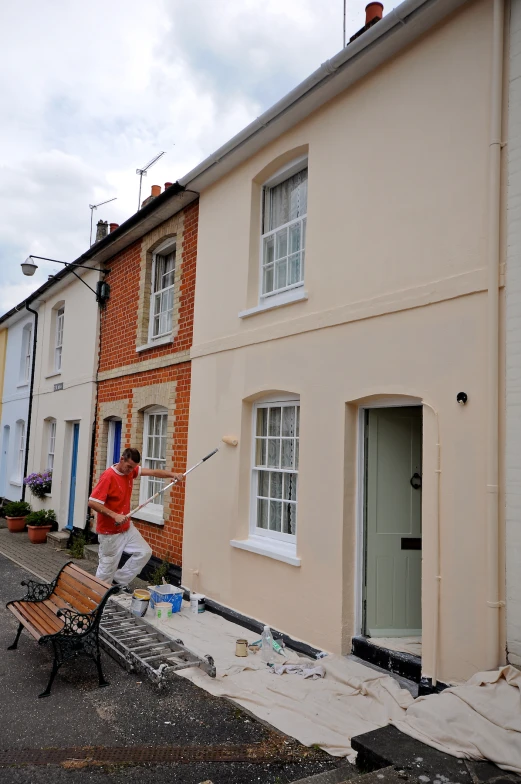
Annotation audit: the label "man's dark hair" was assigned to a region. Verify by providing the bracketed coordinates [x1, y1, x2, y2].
[121, 448, 141, 464]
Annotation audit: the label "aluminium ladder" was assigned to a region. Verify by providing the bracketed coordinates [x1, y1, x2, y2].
[99, 599, 216, 687]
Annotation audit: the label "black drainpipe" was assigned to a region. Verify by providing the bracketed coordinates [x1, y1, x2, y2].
[22, 301, 38, 501]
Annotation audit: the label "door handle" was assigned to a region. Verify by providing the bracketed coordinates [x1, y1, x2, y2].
[410, 472, 422, 490]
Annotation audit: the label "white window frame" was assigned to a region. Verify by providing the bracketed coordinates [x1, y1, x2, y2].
[260, 156, 308, 305]
[250, 397, 300, 544]
[55, 307, 64, 372]
[12, 419, 25, 484]
[148, 239, 176, 343]
[19, 324, 32, 384]
[138, 406, 168, 524]
[47, 419, 56, 471]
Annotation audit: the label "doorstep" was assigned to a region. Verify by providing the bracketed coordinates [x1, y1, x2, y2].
[84, 543, 99, 563]
[351, 725, 520, 784]
[351, 636, 421, 684]
[46, 530, 70, 550]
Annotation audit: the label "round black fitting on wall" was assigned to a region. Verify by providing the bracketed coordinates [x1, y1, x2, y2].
[457, 392, 468, 405]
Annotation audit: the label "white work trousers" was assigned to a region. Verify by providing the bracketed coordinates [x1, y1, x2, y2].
[96, 523, 152, 586]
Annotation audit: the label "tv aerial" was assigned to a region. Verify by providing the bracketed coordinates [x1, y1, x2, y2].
[136, 151, 166, 210]
[89, 197, 117, 246]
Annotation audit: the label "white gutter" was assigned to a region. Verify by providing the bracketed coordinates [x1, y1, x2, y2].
[486, 0, 505, 668]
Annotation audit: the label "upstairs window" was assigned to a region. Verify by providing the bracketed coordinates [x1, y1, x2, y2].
[55, 307, 64, 371]
[261, 163, 307, 299]
[252, 400, 299, 541]
[20, 324, 32, 383]
[150, 242, 176, 341]
[47, 419, 56, 470]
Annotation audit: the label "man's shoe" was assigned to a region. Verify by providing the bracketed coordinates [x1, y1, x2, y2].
[111, 582, 133, 594]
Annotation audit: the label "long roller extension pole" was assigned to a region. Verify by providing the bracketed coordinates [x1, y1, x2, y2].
[125, 448, 219, 521]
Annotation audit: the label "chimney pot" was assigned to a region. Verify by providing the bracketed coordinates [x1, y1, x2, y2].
[95, 220, 109, 243]
[151, 185, 161, 197]
[164, 182, 173, 190]
[109, 222, 119, 233]
[365, 2, 383, 24]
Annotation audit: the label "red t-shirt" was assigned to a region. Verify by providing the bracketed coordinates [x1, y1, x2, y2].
[89, 465, 141, 535]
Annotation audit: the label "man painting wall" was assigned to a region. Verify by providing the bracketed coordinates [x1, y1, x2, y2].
[88, 448, 183, 590]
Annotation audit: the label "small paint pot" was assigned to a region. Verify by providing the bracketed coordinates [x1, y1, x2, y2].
[131, 589, 150, 617]
[155, 601, 172, 622]
[190, 593, 205, 614]
[235, 639, 248, 657]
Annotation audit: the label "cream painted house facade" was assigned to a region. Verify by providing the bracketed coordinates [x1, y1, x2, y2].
[179, 0, 510, 687]
[26, 264, 101, 530]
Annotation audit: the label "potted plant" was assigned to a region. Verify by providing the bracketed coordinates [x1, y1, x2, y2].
[23, 470, 52, 499]
[4, 501, 32, 533]
[25, 509, 57, 544]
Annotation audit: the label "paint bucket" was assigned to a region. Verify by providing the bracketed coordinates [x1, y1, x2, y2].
[155, 601, 172, 622]
[235, 639, 248, 657]
[190, 593, 205, 614]
[130, 589, 150, 617]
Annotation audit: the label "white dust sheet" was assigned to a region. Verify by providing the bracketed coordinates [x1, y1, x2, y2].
[114, 598, 521, 769]
[115, 596, 413, 760]
[394, 666, 521, 774]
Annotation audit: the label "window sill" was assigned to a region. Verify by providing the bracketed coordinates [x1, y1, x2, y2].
[132, 509, 164, 526]
[9, 480, 22, 488]
[16, 382, 29, 389]
[230, 536, 301, 566]
[136, 334, 176, 353]
[238, 288, 308, 319]
[45, 372, 61, 380]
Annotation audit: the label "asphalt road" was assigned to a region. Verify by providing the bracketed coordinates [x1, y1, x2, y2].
[0, 552, 342, 784]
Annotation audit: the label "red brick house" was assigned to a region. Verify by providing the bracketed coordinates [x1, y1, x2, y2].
[92, 183, 198, 578]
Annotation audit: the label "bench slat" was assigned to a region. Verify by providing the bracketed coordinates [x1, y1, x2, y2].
[44, 594, 69, 612]
[53, 585, 95, 615]
[9, 604, 42, 641]
[31, 601, 65, 631]
[12, 602, 59, 636]
[58, 573, 99, 610]
[66, 564, 111, 593]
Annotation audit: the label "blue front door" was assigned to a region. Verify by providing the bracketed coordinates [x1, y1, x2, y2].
[112, 420, 122, 464]
[66, 423, 80, 530]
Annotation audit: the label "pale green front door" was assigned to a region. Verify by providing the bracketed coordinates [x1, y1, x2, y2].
[364, 407, 422, 637]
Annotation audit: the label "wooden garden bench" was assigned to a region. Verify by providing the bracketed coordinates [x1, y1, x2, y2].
[6, 562, 118, 698]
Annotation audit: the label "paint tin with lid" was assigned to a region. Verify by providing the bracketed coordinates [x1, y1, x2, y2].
[190, 593, 205, 614]
[130, 589, 150, 617]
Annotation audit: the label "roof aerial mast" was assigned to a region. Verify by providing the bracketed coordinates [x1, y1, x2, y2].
[136, 151, 166, 210]
[89, 197, 117, 247]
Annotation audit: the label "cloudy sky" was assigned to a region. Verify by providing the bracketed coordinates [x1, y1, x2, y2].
[0, 0, 400, 313]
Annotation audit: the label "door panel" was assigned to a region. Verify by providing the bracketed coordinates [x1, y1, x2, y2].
[66, 423, 80, 530]
[365, 407, 422, 637]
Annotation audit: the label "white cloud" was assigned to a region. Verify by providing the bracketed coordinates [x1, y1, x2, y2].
[0, 0, 400, 311]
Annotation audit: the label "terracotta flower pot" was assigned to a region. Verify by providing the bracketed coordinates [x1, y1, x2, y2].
[6, 516, 27, 533]
[27, 525, 52, 544]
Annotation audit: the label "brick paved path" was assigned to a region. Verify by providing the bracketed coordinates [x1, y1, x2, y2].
[0, 526, 97, 582]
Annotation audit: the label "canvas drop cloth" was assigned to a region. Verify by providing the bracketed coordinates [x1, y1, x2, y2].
[115, 596, 413, 759]
[393, 666, 521, 774]
[115, 597, 521, 768]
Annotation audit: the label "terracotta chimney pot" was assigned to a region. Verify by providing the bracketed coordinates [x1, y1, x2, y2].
[164, 182, 173, 190]
[109, 223, 119, 233]
[151, 185, 161, 197]
[365, 2, 383, 24]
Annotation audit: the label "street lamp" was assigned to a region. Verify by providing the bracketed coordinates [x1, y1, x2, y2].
[21, 255, 111, 305]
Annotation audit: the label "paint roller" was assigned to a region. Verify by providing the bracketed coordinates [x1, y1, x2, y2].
[117, 447, 219, 525]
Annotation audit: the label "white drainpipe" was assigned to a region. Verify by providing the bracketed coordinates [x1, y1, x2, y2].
[486, 0, 505, 668]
